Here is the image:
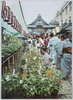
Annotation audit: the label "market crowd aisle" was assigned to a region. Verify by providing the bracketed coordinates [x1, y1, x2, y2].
[2, 34, 72, 99]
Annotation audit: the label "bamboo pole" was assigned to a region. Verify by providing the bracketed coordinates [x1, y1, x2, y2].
[5, 66, 7, 75]
[8, 59, 10, 69]
[12, 56, 14, 64]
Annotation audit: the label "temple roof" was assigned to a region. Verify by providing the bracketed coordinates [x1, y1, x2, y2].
[27, 14, 59, 28]
[30, 14, 48, 25]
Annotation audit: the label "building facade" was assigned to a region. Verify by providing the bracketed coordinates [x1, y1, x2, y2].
[51, 1, 72, 36]
[52, 1, 72, 26]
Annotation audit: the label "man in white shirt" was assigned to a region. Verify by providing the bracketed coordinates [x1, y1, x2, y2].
[36, 35, 44, 47]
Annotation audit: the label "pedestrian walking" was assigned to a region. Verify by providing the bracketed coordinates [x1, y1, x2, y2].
[46, 33, 50, 44]
[47, 33, 60, 64]
[55, 37, 62, 69]
[58, 34, 72, 80]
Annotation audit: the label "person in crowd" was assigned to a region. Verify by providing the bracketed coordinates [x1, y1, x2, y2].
[55, 36, 62, 69]
[43, 37, 47, 47]
[32, 38, 36, 47]
[28, 37, 32, 49]
[41, 33, 45, 39]
[58, 34, 72, 80]
[36, 35, 45, 47]
[41, 47, 50, 70]
[47, 33, 60, 64]
[46, 33, 50, 45]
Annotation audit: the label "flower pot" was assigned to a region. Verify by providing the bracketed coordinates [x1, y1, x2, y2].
[51, 89, 58, 96]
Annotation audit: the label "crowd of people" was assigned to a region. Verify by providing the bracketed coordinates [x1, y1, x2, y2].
[26, 32, 72, 80]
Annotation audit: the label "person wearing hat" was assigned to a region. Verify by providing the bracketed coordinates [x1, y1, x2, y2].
[58, 34, 72, 80]
[41, 47, 50, 70]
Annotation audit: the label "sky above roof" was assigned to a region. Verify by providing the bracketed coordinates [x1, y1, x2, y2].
[6, 0, 67, 25]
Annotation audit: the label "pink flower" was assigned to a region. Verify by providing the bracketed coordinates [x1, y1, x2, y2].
[58, 81, 62, 84]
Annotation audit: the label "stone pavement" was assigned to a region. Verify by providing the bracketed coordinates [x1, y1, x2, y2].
[57, 71, 72, 99]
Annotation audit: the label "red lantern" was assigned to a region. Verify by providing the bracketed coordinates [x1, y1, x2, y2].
[20, 25, 22, 33]
[17, 22, 19, 32]
[8, 11, 13, 25]
[11, 16, 16, 27]
[1, 1, 6, 18]
[16, 21, 19, 31]
[14, 18, 17, 29]
[3, 6, 10, 22]
[19, 24, 21, 33]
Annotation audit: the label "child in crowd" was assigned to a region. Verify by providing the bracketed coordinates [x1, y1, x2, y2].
[41, 47, 50, 69]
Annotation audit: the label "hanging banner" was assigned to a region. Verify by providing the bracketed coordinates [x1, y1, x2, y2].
[3, 6, 10, 22]
[8, 11, 13, 25]
[1, 1, 6, 18]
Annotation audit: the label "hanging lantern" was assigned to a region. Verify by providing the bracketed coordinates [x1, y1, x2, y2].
[1, 1, 6, 18]
[8, 11, 13, 25]
[14, 18, 17, 29]
[15, 19, 17, 30]
[11, 16, 16, 27]
[16, 21, 19, 31]
[19, 24, 22, 33]
[17, 22, 19, 31]
[3, 6, 10, 22]
[17, 22, 19, 32]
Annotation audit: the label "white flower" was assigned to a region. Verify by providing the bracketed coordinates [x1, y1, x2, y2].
[42, 77, 45, 81]
[4, 36, 6, 40]
[30, 88, 33, 91]
[33, 57, 37, 60]
[5, 75, 10, 80]
[23, 84, 27, 87]
[50, 84, 53, 87]
[20, 80, 23, 84]
[26, 59, 27, 62]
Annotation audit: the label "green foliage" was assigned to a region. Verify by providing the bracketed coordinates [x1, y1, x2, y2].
[2, 47, 63, 97]
[2, 73, 22, 93]
[2, 33, 22, 58]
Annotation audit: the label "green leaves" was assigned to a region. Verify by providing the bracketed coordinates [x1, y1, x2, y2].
[2, 33, 22, 58]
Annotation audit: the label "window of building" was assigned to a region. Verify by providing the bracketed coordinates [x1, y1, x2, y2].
[69, 16, 71, 22]
[69, 2, 72, 11]
[66, 7, 68, 14]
